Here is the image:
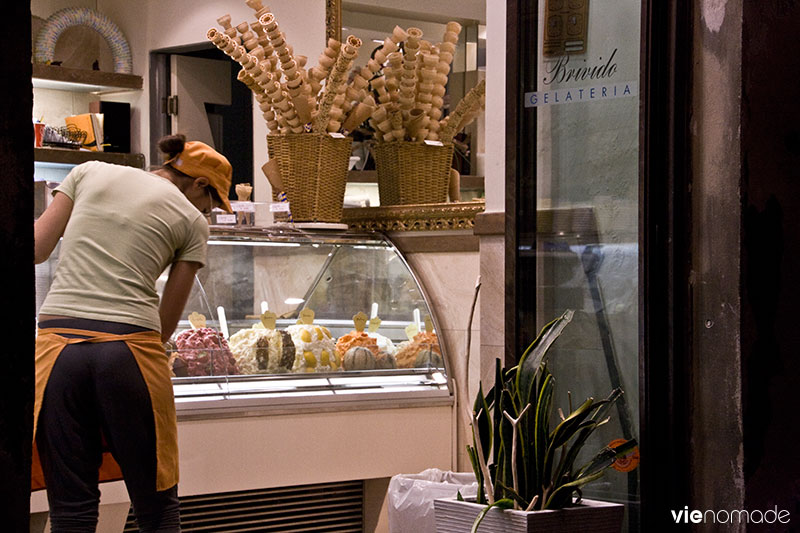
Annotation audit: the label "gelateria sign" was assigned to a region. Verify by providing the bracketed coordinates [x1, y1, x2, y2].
[524, 48, 637, 107]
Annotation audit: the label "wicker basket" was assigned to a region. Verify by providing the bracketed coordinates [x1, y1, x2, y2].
[372, 141, 455, 205]
[266, 133, 353, 222]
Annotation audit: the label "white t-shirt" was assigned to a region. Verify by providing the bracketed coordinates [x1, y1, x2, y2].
[39, 161, 209, 331]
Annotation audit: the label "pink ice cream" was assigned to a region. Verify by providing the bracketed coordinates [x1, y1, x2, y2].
[174, 327, 238, 377]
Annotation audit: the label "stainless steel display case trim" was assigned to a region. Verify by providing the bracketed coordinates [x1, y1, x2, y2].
[207, 225, 386, 246]
[178, 319, 426, 338]
[174, 369, 451, 419]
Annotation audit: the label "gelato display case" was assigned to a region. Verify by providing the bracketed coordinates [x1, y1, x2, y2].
[166, 226, 452, 415]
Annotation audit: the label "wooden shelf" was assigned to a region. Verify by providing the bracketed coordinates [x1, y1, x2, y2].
[32, 63, 142, 93]
[34, 147, 145, 169]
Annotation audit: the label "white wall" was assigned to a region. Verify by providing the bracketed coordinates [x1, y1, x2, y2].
[31, 0, 94, 18]
[483, 1, 505, 212]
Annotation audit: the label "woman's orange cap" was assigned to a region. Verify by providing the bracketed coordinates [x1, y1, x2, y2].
[168, 141, 233, 213]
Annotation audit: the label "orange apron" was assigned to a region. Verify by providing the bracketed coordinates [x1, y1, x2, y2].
[33, 328, 179, 492]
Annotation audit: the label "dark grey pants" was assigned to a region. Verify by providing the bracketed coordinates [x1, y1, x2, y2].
[37, 318, 180, 532]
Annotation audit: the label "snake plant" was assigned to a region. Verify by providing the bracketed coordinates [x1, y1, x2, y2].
[464, 310, 637, 530]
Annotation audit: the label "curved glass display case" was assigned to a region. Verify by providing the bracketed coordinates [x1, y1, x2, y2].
[165, 227, 451, 414]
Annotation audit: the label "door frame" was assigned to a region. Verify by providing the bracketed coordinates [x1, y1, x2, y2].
[638, 0, 694, 528]
[148, 44, 253, 192]
[148, 43, 215, 165]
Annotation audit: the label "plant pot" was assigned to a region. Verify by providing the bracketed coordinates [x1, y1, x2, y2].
[433, 497, 624, 533]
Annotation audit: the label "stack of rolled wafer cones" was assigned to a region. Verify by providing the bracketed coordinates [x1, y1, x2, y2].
[208, 2, 370, 136]
[355, 22, 486, 206]
[207, 4, 484, 142]
[356, 22, 486, 143]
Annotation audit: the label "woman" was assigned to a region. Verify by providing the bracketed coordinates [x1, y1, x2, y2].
[33, 134, 232, 531]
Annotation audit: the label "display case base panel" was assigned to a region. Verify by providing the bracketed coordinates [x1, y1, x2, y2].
[124, 481, 364, 532]
[176, 405, 453, 496]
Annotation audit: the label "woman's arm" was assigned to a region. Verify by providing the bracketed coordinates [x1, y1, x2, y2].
[34, 192, 73, 264]
[159, 260, 202, 343]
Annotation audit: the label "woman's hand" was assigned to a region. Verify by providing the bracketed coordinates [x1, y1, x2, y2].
[34, 192, 73, 264]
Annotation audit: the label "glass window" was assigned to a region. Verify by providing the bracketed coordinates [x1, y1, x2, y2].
[517, 0, 642, 528]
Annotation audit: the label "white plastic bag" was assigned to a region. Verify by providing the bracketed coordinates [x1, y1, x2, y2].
[387, 468, 478, 533]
